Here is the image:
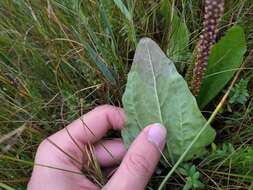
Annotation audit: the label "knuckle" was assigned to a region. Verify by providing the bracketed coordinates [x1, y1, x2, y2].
[94, 104, 113, 111]
[36, 139, 55, 157]
[35, 139, 51, 160]
[36, 138, 69, 163]
[94, 105, 124, 129]
[95, 104, 121, 114]
[124, 152, 151, 177]
[37, 139, 49, 152]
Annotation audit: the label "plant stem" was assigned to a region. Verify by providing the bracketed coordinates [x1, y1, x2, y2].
[0, 154, 83, 175]
[0, 183, 15, 190]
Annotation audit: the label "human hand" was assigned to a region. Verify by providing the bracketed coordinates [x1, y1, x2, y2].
[28, 105, 166, 190]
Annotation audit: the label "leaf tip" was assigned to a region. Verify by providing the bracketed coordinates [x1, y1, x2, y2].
[138, 37, 157, 47]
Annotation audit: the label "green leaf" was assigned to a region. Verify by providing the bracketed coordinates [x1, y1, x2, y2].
[229, 78, 249, 104]
[113, 0, 131, 21]
[161, 1, 191, 70]
[113, 0, 136, 45]
[167, 15, 190, 64]
[183, 179, 192, 190]
[85, 44, 116, 85]
[197, 26, 247, 108]
[160, 0, 170, 23]
[122, 38, 216, 163]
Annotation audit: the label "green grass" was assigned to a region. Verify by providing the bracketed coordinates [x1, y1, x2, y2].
[0, 0, 253, 189]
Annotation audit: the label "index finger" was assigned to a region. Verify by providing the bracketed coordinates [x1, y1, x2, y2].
[50, 105, 125, 148]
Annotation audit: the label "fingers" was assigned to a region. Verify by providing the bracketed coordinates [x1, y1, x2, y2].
[36, 105, 124, 170]
[28, 105, 127, 190]
[94, 139, 126, 167]
[103, 123, 166, 190]
[28, 167, 100, 190]
[48, 105, 124, 151]
[75, 105, 124, 144]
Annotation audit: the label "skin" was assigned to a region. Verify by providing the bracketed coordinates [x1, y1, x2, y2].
[28, 105, 166, 190]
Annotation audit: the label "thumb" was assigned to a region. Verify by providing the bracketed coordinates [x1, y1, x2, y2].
[103, 123, 166, 190]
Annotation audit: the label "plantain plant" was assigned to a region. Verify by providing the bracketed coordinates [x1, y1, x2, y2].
[121, 38, 216, 163]
[121, 0, 247, 188]
[191, 0, 225, 96]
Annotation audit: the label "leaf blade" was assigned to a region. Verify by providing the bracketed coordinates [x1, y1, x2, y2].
[113, 0, 131, 21]
[85, 44, 116, 85]
[197, 26, 247, 108]
[122, 38, 216, 162]
[167, 15, 190, 64]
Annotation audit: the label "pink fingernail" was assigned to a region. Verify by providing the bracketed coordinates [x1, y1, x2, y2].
[147, 123, 166, 149]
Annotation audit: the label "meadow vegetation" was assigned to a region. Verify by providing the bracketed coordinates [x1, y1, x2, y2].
[0, 0, 252, 189]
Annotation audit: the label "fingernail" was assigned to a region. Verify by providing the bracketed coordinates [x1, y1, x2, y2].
[147, 123, 166, 149]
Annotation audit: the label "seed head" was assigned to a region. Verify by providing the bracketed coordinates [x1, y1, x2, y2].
[191, 0, 224, 96]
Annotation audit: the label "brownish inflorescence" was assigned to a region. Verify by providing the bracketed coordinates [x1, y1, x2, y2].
[191, 0, 224, 96]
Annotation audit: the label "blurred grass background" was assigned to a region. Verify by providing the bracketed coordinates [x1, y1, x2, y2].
[0, 0, 252, 189]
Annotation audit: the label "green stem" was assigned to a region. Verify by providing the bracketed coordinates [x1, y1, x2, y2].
[0, 154, 83, 175]
[0, 183, 15, 190]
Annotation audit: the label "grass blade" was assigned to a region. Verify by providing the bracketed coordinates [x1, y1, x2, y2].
[0, 183, 15, 190]
[113, 0, 132, 21]
[85, 44, 116, 85]
[112, 0, 136, 44]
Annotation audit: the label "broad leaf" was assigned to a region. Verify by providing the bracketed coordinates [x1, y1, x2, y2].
[161, 1, 191, 71]
[167, 15, 190, 65]
[197, 26, 247, 108]
[122, 38, 216, 163]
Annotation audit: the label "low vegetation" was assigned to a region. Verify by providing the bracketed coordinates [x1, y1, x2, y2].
[0, 0, 252, 189]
